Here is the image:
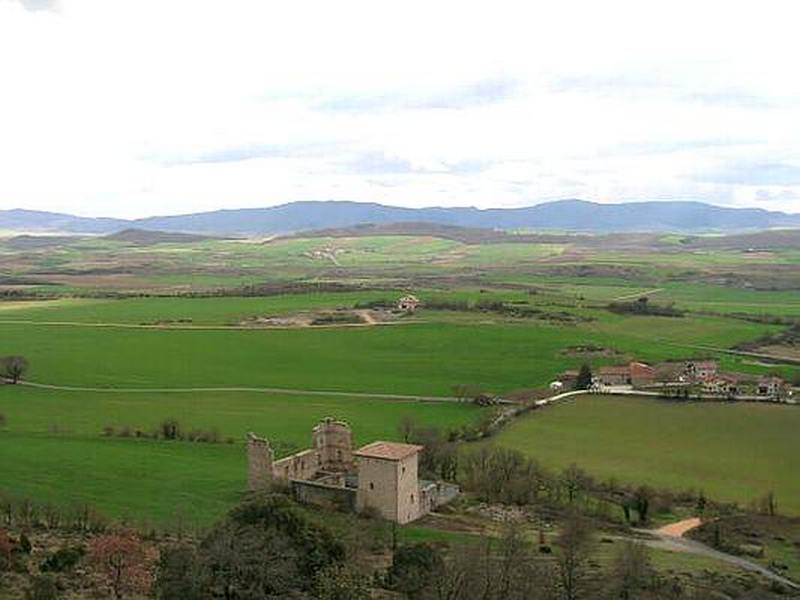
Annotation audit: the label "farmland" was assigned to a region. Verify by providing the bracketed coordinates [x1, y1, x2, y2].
[495, 395, 800, 513]
[1, 229, 799, 527]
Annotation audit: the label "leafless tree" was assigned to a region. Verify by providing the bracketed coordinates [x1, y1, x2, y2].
[555, 512, 594, 600]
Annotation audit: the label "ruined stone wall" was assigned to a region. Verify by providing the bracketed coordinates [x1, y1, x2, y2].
[246, 433, 274, 492]
[291, 480, 357, 512]
[273, 448, 320, 481]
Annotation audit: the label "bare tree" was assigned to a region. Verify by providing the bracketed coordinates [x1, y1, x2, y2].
[398, 415, 418, 443]
[1, 356, 29, 384]
[561, 464, 593, 505]
[555, 512, 594, 600]
[608, 541, 655, 599]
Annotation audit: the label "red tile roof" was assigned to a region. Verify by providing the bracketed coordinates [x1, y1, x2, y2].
[355, 441, 422, 461]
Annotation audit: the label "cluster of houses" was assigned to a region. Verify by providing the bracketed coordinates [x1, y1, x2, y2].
[555, 359, 794, 402]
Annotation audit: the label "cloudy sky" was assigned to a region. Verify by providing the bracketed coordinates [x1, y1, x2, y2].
[1, 0, 800, 218]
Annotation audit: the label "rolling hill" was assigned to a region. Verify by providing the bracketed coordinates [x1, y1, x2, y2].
[1, 199, 799, 235]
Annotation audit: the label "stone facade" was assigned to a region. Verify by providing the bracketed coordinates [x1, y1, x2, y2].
[247, 418, 456, 523]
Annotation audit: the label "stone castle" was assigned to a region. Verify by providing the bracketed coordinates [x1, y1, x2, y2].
[247, 418, 458, 524]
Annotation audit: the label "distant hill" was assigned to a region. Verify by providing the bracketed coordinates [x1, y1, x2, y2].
[104, 228, 221, 245]
[2, 200, 799, 235]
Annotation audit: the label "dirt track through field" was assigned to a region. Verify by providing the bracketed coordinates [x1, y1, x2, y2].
[0, 317, 412, 331]
[12, 379, 464, 403]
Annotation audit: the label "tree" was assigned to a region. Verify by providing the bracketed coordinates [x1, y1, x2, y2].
[398, 415, 417, 443]
[561, 464, 593, 504]
[387, 543, 444, 598]
[632, 486, 654, 524]
[154, 545, 201, 600]
[608, 542, 656, 599]
[576, 364, 593, 390]
[196, 495, 346, 598]
[1, 356, 29, 384]
[88, 529, 155, 598]
[555, 512, 593, 600]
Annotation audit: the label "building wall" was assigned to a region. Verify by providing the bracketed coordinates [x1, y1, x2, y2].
[356, 456, 399, 521]
[291, 480, 357, 512]
[395, 453, 420, 525]
[356, 453, 422, 524]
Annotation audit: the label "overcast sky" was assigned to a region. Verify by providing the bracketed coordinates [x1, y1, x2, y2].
[1, 0, 800, 218]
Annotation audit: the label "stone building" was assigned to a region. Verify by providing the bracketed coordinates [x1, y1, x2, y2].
[247, 418, 458, 524]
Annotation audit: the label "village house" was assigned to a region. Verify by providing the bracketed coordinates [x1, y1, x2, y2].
[556, 370, 579, 389]
[596, 365, 632, 386]
[247, 418, 458, 524]
[757, 376, 790, 400]
[684, 360, 719, 381]
[701, 372, 739, 397]
[594, 362, 656, 388]
[397, 294, 421, 313]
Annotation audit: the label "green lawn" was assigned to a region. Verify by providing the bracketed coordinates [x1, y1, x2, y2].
[494, 395, 800, 514]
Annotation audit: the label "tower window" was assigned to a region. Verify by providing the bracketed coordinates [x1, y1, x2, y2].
[369, 482, 374, 490]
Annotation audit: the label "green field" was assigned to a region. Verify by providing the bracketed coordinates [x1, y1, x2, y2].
[0, 386, 481, 524]
[494, 395, 800, 513]
[2, 231, 799, 529]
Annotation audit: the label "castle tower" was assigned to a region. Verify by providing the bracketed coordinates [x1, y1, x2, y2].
[246, 432, 274, 491]
[312, 417, 353, 472]
[354, 441, 423, 524]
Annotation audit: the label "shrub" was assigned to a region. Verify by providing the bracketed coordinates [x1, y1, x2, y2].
[41, 546, 85, 573]
[386, 543, 443, 597]
[0, 413, 6, 428]
[0, 529, 13, 572]
[25, 574, 59, 600]
[159, 418, 181, 441]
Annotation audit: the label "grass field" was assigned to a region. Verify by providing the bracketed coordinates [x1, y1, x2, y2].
[0, 386, 481, 524]
[494, 395, 800, 514]
[2, 231, 798, 531]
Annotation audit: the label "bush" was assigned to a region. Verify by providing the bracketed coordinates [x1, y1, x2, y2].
[0, 413, 6, 427]
[41, 546, 85, 573]
[0, 529, 13, 572]
[159, 418, 181, 441]
[25, 574, 59, 600]
[386, 543, 443, 597]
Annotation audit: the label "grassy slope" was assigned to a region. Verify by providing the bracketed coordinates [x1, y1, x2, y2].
[494, 395, 800, 513]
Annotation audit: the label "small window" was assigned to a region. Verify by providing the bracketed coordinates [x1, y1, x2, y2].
[410, 493, 415, 503]
[402, 466, 406, 475]
[369, 482, 374, 490]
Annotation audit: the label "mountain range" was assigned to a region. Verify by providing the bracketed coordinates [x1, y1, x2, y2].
[1, 200, 799, 235]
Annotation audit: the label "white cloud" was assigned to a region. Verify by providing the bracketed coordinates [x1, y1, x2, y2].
[1, 0, 799, 217]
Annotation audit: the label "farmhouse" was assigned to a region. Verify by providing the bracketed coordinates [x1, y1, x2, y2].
[397, 294, 421, 313]
[701, 373, 739, 397]
[247, 418, 458, 524]
[757, 376, 791, 399]
[594, 362, 656, 387]
[685, 360, 719, 381]
[596, 365, 632, 386]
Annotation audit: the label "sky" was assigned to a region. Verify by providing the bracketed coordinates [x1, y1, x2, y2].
[1, 0, 800, 218]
